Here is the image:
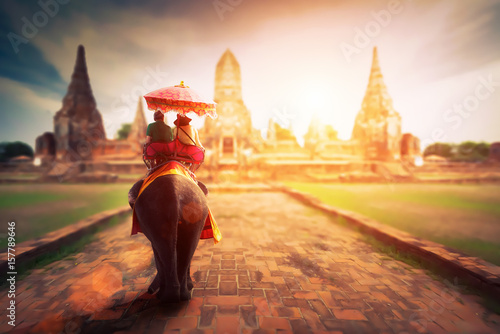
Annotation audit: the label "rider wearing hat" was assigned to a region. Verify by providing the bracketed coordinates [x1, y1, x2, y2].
[173, 115, 203, 148]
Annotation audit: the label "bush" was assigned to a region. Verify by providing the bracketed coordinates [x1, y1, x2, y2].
[116, 123, 132, 140]
[424, 141, 490, 162]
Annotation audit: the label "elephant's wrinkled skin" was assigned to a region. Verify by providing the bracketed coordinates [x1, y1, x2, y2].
[130, 174, 208, 302]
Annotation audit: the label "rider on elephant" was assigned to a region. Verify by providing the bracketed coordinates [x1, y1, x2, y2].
[173, 115, 203, 148]
[146, 110, 173, 144]
[130, 111, 215, 238]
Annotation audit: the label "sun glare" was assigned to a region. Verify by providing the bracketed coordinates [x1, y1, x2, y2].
[293, 82, 357, 141]
[298, 84, 331, 111]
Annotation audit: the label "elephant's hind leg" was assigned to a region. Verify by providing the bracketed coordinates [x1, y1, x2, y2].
[147, 247, 161, 294]
[176, 219, 205, 301]
[155, 238, 181, 302]
[142, 219, 181, 303]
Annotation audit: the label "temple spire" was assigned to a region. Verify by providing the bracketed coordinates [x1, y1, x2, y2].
[74, 45, 88, 76]
[64, 45, 95, 107]
[367, 47, 384, 89]
[351, 46, 402, 161]
[127, 98, 147, 153]
[214, 48, 242, 102]
[361, 46, 394, 114]
[370, 47, 380, 77]
[53, 44, 105, 160]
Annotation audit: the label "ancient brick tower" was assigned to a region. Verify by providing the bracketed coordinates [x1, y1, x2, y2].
[351, 47, 401, 161]
[127, 98, 147, 154]
[202, 49, 253, 165]
[53, 45, 105, 160]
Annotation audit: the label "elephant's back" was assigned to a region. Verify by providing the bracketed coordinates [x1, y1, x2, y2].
[135, 174, 208, 220]
[141, 174, 205, 200]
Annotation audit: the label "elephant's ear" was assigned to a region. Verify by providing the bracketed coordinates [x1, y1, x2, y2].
[128, 179, 145, 208]
[198, 181, 209, 196]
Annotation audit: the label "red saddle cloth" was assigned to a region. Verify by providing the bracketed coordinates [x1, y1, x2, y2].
[144, 139, 205, 165]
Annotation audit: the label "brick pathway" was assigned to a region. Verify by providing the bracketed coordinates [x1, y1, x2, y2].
[1, 192, 499, 333]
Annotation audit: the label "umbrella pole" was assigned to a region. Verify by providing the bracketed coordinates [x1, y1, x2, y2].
[174, 114, 180, 159]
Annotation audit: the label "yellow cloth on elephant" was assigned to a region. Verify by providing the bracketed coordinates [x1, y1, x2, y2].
[131, 161, 221, 244]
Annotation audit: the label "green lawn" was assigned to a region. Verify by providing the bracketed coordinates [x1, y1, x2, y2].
[285, 182, 500, 265]
[0, 183, 131, 249]
[116, 173, 147, 180]
[0, 173, 40, 180]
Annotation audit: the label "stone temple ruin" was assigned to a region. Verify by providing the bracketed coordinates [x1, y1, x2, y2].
[35, 45, 147, 180]
[351, 47, 402, 161]
[201, 49, 257, 169]
[126, 98, 147, 155]
[34, 44, 423, 182]
[197, 47, 421, 181]
[36, 45, 106, 165]
[53, 45, 106, 161]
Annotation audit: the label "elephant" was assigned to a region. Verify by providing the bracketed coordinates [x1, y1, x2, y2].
[129, 174, 208, 302]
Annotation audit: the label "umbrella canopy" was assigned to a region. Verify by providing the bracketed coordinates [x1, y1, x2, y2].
[144, 81, 217, 119]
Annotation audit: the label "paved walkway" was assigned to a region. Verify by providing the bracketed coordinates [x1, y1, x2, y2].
[1, 192, 499, 333]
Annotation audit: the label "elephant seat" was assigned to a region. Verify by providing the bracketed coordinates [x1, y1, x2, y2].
[143, 139, 205, 172]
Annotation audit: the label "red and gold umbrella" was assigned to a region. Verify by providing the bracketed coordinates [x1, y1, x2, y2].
[144, 81, 217, 119]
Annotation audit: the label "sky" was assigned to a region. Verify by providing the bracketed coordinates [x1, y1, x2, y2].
[1, 0, 500, 149]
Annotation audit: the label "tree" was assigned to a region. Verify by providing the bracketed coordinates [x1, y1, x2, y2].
[453, 141, 490, 162]
[116, 123, 132, 140]
[457, 141, 476, 156]
[0, 141, 34, 162]
[475, 142, 490, 157]
[424, 141, 490, 162]
[423, 142, 453, 158]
